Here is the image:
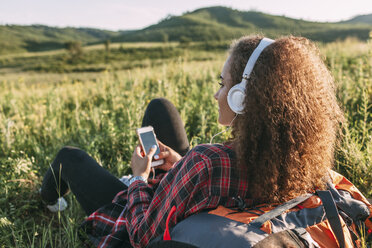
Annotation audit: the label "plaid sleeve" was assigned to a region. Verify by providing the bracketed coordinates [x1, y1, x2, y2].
[125, 147, 212, 248]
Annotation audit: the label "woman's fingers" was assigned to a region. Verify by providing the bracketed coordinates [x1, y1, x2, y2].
[154, 151, 170, 160]
[157, 140, 169, 152]
[135, 145, 142, 156]
[131, 145, 157, 179]
[146, 145, 157, 160]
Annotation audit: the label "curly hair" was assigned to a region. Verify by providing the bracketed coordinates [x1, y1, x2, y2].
[228, 36, 344, 204]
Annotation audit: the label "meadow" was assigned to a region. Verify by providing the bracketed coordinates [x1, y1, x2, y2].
[0, 38, 371, 247]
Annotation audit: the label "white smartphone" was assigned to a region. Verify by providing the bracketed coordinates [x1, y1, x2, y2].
[136, 126, 164, 167]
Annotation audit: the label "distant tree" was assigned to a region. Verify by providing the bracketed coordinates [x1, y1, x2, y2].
[104, 39, 110, 53]
[179, 36, 191, 47]
[104, 39, 111, 63]
[64, 41, 83, 63]
[161, 32, 169, 43]
[215, 32, 223, 41]
[119, 44, 125, 53]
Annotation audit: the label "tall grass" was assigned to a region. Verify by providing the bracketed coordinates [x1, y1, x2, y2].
[321, 37, 371, 196]
[0, 39, 370, 247]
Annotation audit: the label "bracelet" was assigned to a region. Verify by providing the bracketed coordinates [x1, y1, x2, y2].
[129, 176, 147, 186]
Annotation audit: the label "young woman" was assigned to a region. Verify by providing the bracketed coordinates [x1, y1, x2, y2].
[41, 35, 352, 248]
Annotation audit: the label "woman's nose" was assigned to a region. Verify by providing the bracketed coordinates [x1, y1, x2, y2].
[214, 90, 219, 100]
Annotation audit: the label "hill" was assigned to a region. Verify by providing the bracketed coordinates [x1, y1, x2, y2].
[1, 7, 372, 55]
[342, 14, 372, 25]
[113, 6, 372, 43]
[0, 25, 119, 54]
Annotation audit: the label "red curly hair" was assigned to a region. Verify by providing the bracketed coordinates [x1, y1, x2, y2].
[228, 36, 344, 203]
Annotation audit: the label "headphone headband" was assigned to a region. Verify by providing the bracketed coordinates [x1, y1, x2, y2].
[242, 38, 275, 81]
[227, 37, 274, 114]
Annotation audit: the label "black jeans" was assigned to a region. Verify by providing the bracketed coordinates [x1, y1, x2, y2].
[40, 98, 189, 215]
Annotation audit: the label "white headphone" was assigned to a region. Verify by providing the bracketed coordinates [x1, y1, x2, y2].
[227, 38, 275, 114]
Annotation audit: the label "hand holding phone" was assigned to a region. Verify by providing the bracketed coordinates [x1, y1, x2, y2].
[154, 140, 182, 171]
[130, 145, 157, 181]
[136, 126, 164, 167]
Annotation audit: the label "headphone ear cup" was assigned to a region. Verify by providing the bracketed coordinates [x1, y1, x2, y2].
[227, 84, 246, 114]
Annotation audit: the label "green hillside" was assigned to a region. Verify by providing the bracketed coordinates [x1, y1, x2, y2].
[342, 14, 372, 24]
[1, 6, 372, 55]
[0, 25, 118, 54]
[113, 6, 372, 43]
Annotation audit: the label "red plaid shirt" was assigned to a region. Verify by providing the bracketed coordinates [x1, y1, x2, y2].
[81, 143, 253, 248]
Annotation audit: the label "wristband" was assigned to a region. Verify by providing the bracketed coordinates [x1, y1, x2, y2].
[129, 176, 147, 186]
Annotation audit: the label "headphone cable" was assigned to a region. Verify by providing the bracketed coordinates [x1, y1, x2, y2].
[209, 114, 238, 144]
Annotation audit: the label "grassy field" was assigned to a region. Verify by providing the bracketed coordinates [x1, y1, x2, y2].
[0, 39, 371, 247]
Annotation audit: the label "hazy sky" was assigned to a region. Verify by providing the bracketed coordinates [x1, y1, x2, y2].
[1, 0, 371, 30]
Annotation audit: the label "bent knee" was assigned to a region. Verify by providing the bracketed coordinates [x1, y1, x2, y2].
[56, 146, 86, 164]
[147, 98, 172, 110]
[58, 146, 82, 156]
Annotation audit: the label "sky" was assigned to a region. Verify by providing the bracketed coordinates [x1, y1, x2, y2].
[1, 0, 371, 31]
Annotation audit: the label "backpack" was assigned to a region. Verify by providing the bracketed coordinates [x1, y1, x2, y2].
[148, 171, 372, 248]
